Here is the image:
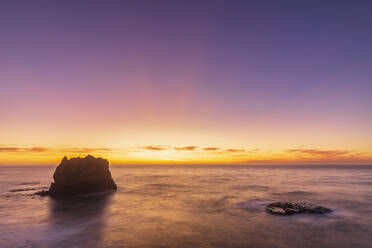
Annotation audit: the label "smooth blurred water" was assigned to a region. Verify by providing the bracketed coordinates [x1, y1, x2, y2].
[1, 165, 372, 248]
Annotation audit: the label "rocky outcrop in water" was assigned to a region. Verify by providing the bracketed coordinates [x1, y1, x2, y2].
[266, 202, 332, 215]
[36, 155, 117, 197]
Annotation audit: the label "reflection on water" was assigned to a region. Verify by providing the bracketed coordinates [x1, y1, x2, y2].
[0, 165, 372, 247]
[46, 195, 112, 248]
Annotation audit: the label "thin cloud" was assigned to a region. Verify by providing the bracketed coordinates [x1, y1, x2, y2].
[142, 145, 169, 151]
[237, 156, 372, 165]
[226, 149, 245, 152]
[286, 149, 350, 157]
[60, 148, 113, 153]
[28, 147, 48, 152]
[0, 147, 49, 153]
[174, 146, 198, 151]
[0, 147, 20, 152]
[0, 146, 114, 154]
[202, 147, 220, 151]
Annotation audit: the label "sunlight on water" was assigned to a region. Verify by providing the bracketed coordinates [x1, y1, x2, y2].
[1, 165, 372, 248]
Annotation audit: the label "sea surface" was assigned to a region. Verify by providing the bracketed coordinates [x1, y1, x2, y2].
[0, 165, 372, 248]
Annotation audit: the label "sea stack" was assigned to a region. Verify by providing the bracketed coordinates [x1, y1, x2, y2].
[39, 155, 117, 197]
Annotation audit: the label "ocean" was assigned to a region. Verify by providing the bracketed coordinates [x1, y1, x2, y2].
[0, 165, 371, 248]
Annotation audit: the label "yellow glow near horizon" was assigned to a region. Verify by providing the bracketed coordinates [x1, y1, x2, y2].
[2, 119, 371, 165]
[0, 144, 371, 166]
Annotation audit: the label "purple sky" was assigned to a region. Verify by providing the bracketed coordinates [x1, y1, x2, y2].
[1, 1, 371, 164]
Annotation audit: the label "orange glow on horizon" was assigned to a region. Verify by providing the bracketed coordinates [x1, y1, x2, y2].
[0, 145, 371, 166]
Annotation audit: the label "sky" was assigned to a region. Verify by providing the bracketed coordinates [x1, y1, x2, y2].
[1, 0, 371, 165]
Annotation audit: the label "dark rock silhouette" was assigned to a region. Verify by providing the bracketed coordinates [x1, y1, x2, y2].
[266, 202, 332, 215]
[36, 155, 117, 197]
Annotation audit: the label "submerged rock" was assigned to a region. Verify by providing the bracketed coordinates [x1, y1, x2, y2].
[36, 155, 117, 197]
[266, 202, 332, 215]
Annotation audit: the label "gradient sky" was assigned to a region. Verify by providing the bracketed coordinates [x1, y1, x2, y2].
[1, 0, 371, 165]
